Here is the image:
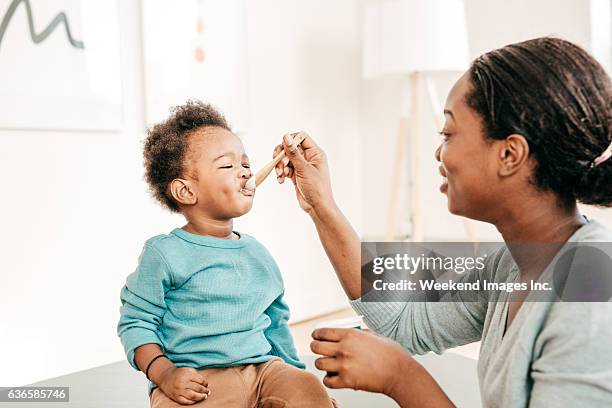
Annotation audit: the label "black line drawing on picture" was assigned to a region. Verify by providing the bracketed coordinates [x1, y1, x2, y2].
[0, 0, 84, 53]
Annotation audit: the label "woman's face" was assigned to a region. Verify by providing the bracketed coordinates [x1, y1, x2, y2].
[435, 72, 503, 221]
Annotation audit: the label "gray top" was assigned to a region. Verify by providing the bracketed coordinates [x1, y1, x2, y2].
[351, 219, 612, 407]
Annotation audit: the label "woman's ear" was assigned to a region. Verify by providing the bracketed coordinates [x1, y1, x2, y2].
[498, 134, 530, 177]
[169, 178, 197, 206]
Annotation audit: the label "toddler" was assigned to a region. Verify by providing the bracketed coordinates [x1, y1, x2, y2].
[117, 101, 335, 407]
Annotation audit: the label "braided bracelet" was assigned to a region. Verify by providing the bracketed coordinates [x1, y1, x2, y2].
[145, 354, 168, 381]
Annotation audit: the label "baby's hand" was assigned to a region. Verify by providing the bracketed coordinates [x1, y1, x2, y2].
[331, 397, 340, 408]
[158, 366, 210, 405]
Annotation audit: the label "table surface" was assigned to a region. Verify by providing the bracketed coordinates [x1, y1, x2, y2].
[1, 353, 480, 407]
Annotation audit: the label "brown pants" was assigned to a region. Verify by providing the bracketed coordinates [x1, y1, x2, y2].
[150, 358, 333, 408]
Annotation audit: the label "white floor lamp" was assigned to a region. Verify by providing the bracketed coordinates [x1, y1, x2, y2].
[363, 0, 470, 241]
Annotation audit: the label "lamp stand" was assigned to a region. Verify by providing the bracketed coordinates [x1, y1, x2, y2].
[385, 71, 423, 241]
[385, 72, 475, 242]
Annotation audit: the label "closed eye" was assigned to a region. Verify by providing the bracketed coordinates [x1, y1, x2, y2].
[438, 130, 451, 141]
[220, 164, 250, 169]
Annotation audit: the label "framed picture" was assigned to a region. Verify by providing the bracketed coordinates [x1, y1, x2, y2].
[0, 0, 122, 131]
[141, 0, 249, 132]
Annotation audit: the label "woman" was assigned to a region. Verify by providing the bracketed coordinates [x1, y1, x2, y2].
[274, 37, 612, 407]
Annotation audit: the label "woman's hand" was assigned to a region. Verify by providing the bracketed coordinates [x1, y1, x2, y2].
[273, 132, 335, 215]
[310, 328, 412, 396]
[311, 328, 455, 407]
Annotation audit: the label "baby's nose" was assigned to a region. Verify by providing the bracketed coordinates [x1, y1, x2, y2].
[240, 168, 252, 179]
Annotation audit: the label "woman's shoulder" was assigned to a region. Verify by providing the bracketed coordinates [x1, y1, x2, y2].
[531, 301, 612, 391]
[535, 219, 612, 328]
[535, 302, 612, 354]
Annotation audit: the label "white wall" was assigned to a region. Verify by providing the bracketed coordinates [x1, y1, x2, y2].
[0, 0, 159, 387]
[1, 0, 609, 387]
[238, 0, 362, 319]
[0, 0, 362, 386]
[359, 0, 610, 241]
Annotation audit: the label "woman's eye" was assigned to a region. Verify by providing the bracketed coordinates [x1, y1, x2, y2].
[438, 130, 451, 141]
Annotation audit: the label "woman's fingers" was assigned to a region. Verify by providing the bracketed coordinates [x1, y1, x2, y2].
[275, 140, 303, 184]
[282, 156, 290, 176]
[282, 134, 308, 170]
[294, 132, 319, 154]
[274, 144, 285, 183]
[272, 131, 331, 214]
[312, 328, 351, 342]
[311, 340, 340, 357]
[273, 143, 283, 158]
[323, 374, 345, 389]
[314, 356, 341, 372]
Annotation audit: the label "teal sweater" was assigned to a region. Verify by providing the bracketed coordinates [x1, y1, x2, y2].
[117, 228, 304, 393]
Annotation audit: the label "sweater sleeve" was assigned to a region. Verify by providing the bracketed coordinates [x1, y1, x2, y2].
[117, 243, 173, 370]
[350, 293, 485, 355]
[263, 292, 306, 369]
[349, 247, 507, 355]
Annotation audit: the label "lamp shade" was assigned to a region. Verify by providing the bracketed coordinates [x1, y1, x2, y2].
[363, 0, 470, 77]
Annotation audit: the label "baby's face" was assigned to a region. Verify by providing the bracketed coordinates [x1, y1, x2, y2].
[186, 126, 254, 219]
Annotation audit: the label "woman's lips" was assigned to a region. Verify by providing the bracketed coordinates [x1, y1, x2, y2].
[440, 176, 448, 193]
[439, 166, 448, 193]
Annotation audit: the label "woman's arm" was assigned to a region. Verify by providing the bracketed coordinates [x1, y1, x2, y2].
[278, 133, 480, 404]
[309, 201, 361, 300]
[276, 133, 487, 354]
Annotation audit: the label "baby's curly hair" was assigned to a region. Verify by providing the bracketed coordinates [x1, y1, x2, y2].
[143, 100, 231, 212]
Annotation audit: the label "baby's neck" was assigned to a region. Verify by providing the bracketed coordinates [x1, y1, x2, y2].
[182, 216, 237, 240]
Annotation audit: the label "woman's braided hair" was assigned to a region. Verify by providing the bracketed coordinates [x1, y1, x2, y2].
[467, 37, 612, 207]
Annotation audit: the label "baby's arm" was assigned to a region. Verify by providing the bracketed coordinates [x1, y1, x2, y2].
[135, 344, 210, 405]
[264, 292, 306, 369]
[134, 343, 173, 380]
[117, 244, 170, 369]
[117, 243, 208, 403]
